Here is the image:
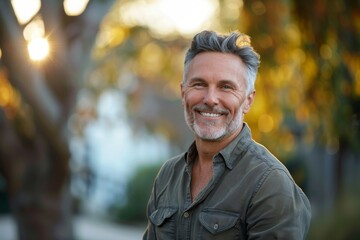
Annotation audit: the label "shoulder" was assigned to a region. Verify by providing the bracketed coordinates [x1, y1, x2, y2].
[249, 141, 286, 168]
[155, 152, 186, 182]
[244, 140, 293, 179]
[245, 143, 312, 234]
[245, 141, 309, 203]
[238, 140, 304, 195]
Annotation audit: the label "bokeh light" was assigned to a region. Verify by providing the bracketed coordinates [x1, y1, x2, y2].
[11, 0, 40, 24]
[27, 38, 49, 61]
[64, 0, 89, 16]
[118, 0, 218, 36]
[23, 17, 49, 61]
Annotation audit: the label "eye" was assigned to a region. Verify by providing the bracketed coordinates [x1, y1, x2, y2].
[191, 82, 206, 88]
[221, 84, 235, 90]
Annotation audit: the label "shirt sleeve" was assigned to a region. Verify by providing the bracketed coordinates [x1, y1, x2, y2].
[246, 168, 311, 240]
[143, 178, 157, 240]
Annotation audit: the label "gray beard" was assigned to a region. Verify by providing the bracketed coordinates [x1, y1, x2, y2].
[184, 107, 243, 141]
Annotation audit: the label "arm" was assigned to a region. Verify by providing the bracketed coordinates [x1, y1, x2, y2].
[143, 178, 157, 240]
[246, 168, 311, 240]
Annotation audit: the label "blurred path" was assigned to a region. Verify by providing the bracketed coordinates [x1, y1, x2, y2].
[0, 215, 145, 240]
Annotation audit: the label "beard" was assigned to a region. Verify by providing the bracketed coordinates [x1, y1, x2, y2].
[184, 104, 243, 141]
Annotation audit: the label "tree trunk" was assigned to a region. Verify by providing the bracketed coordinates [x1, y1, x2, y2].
[0, 0, 115, 239]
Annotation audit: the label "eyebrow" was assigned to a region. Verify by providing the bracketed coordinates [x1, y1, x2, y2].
[186, 77, 206, 85]
[188, 78, 237, 84]
[188, 77, 204, 82]
[218, 79, 238, 85]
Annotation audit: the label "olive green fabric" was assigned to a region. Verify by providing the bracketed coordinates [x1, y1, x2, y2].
[143, 123, 311, 240]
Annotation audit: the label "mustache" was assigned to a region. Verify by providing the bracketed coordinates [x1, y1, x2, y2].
[193, 105, 229, 115]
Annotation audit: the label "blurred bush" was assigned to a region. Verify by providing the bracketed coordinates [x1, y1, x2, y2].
[110, 163, 162, 223]
[0, 176, 10, 214]
[308, 191, 360, 240]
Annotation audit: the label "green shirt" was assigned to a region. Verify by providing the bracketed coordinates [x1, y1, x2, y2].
[143, 123, 311, 240]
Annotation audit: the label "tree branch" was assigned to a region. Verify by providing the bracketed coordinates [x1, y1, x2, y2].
[0, 0, 61, 123]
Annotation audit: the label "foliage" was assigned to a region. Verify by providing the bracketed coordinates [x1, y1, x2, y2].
[292, 0, 360, 149]
[110, 163, 162, 223]
[237, 2, 360, 207]
[239, 0, 360, 158]
[308, 192, 360, 240]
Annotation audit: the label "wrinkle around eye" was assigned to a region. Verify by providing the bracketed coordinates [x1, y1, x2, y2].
[188, 82, 207, 89]
[220, 85, 235, 90]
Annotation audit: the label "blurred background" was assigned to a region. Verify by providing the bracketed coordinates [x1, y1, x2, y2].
[0, 0, 359, 239]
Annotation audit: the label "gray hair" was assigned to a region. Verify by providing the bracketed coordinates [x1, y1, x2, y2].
[183, 30, 260, 94]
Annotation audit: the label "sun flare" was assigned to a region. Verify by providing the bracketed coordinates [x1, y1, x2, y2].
[119, 0, 218, 36]
[27, 38, 50, 61]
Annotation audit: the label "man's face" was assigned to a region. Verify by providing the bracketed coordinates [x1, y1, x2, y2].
[181, 52, 254, 142]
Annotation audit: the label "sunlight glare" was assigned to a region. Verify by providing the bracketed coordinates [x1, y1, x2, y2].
[28, 38, 49, 61]
[158, 0, 217, 35]
[23, 17, 45, 41]
[11, 0, 41, 24]
[23, 17, 49, 61]
[120, 0, 218, 36]
[64, 0, 89, 16]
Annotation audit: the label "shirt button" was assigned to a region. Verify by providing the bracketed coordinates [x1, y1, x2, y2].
[213, 223, 219, 231]
[183, 212, 189, 218]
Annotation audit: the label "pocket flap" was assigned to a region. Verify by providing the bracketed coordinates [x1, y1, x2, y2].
[150, 207, 177, 226]
[199, 209, 239, 234]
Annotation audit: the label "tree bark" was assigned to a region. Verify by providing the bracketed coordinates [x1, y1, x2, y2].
[0, 0, 115, 239]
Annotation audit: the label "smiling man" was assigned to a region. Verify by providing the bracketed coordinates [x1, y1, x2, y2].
[143, 30, 311, 240]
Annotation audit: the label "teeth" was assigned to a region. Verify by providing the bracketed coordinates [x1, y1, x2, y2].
[200, 112, 221, 117]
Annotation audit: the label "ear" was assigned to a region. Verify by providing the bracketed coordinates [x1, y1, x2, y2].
[243, 90, 255, 114]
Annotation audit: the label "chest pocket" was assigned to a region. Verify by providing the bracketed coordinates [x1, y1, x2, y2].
[199, 209, 240, 238]
[150, 207, 177, 239]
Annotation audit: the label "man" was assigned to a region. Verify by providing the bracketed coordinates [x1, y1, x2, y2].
[143, 30, 311, 239]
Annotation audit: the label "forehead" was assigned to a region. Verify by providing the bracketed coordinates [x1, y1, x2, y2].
[187, 52, 246, 83]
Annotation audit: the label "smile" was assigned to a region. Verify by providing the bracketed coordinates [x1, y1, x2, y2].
[199, 112, 222, 117]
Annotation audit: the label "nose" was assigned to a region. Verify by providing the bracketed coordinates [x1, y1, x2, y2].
[203, 87, 219, 106]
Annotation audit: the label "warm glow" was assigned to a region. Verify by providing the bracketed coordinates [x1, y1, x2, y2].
[258, 114, 274, 133]
[0, 73, 14, 108]
[0, 84, 12, 107]
[11, 0, 41, 24]
[64, 0, 89, 16]
[23, 17, 45, 41]
[22, 17, 49, 61]
[119, 0, 218, 36]
[28, 38, 50, 61]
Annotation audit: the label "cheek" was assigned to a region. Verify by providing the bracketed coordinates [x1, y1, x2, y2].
[221, 94, 245, 113]
[184, 91, 203, 106]
[182, 95, 195, 114]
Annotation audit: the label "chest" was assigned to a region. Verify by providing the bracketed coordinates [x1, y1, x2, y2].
[152, 164, 252, 240]
[190, 163, 213, 200]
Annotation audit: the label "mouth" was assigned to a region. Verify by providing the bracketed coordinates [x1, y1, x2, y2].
[193, 105, 228, 119]
[199, 111, 223, 117]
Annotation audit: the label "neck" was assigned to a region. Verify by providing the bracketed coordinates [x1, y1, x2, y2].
[195, 127, 242, 164]
[195, 140, 219, 163]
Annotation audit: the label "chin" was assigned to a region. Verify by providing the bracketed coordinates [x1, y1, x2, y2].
[195, 130, 227, 142]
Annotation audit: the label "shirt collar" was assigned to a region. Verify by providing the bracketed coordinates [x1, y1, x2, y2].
[219, 123, 252, 170]
[184, 123, 253, 169]
[184, 141, 198, 165]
